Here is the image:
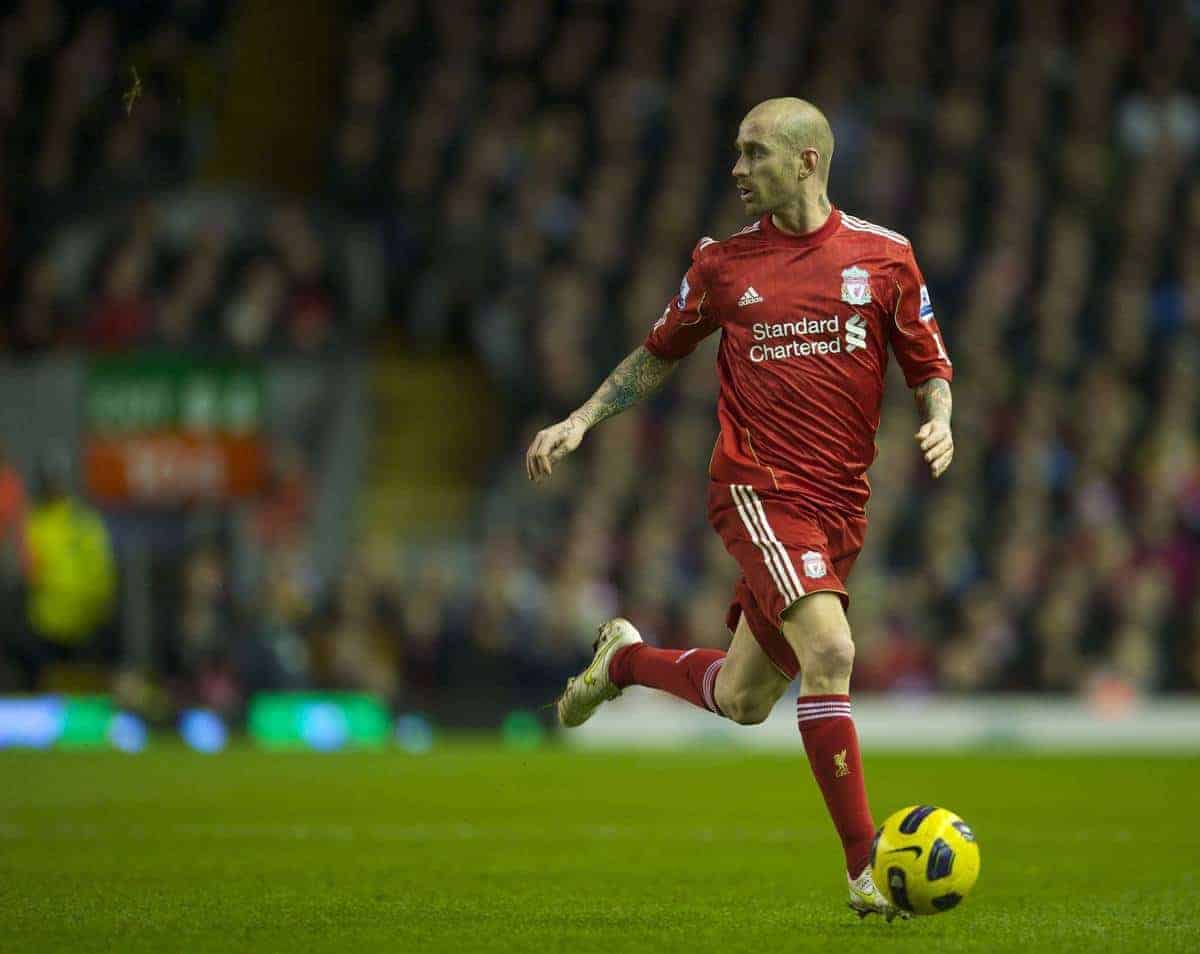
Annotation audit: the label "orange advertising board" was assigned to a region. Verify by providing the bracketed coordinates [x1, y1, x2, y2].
[84, 433, 266, 504]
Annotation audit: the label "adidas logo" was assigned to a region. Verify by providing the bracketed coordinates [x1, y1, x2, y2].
[737, 286, 764, 307]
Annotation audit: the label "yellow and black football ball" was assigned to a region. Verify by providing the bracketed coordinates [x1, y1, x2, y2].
[871, 805, 981, 915]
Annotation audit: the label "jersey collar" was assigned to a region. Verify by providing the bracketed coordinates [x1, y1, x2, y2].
[761, 207, 841, 248]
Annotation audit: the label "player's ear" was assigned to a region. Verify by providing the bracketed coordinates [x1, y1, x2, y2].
[799, 147, 819, 180]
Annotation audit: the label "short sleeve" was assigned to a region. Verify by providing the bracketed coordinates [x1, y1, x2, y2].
[644, 238, 721, 360]
[888, 245, 953, 387]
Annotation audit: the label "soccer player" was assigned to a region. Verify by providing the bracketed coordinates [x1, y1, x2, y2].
[525, 98, 954, 920]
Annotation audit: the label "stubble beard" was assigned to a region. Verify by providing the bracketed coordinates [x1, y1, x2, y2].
[746, 189, 769, 217]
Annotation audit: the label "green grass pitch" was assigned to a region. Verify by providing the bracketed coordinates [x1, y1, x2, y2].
[2, 742, 1198, 952]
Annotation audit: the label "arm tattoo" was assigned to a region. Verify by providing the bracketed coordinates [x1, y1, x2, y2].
[914, 377, 952, 425]
[570, 345, 679, 429]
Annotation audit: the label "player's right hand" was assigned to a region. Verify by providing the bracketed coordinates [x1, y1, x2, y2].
[526, 416, 587, 483]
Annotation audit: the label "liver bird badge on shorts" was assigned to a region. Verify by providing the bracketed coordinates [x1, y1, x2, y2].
[840, 265, 871, 306]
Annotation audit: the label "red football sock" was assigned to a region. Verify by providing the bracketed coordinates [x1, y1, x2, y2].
[609, 644, 726, 715]
[796, 694, 876, 876]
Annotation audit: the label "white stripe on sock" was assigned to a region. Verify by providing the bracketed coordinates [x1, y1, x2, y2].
[796, 704, 852, 718]
[701, 659, 724, 713]
[797, 711, 852, 724]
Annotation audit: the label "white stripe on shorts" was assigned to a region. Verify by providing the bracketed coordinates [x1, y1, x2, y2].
[742, 486, 807, 599]
[731, 484, 799, 604]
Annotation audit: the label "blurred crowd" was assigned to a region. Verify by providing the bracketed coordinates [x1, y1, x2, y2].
[1, 1, 228, 290]
[331, 0, 1200, 698]
[0, 2, 348, 710]
[1, 1, 348, 357]
[11, 198, 348, 356]
[4, 0, 1200, 711]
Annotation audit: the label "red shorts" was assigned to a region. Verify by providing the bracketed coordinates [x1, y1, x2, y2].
[706, 481, 868, 680]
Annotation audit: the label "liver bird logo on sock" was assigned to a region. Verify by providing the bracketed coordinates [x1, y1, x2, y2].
[834, 749, 850, 778]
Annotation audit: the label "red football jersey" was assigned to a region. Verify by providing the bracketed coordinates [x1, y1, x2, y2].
[644, 208, 953, 513]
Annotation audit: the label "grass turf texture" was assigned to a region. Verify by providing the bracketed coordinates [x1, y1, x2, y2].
[2, 744, 1198, 953]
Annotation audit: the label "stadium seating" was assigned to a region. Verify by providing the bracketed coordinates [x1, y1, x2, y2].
[3, 0, 1199, 709]
[335, 0, 1200, 698]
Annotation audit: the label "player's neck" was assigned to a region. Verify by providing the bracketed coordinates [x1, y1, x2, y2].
[770, 194, 833, 236]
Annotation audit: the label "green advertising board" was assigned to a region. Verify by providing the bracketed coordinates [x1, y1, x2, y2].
[247, 692, 391, 750]
[83, 354, 267, 503]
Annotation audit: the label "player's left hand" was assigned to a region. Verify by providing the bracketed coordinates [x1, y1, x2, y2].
[915, 419, 953, 478]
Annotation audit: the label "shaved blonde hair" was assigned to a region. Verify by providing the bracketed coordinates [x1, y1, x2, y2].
[745, 97, 835, 184]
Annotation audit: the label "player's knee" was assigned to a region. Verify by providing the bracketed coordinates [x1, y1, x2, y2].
[728, 699, 772, 725]
[715, 686, 773, 725]
[803, 630, 855, 680]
